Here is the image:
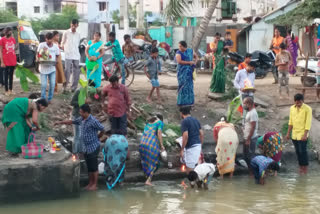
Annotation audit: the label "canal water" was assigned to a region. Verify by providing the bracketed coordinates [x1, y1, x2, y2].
[1, 173, 320, 214]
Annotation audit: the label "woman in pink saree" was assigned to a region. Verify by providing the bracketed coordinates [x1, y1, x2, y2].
[285, 29, 303, 76]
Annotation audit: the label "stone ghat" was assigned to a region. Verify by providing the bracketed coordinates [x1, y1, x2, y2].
[0, 143, 80, 204]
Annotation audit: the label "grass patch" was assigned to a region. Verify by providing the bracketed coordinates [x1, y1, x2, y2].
[38, 113, 51, 133]
[257, 111, 267, 118]
[140, 104, 153, 113]
[134, 116, 146, 131]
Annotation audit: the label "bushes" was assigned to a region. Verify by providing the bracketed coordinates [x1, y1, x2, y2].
[0, 9, 18, 23]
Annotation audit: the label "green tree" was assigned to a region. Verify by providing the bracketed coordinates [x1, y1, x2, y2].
[0, 10, 18, 23]
[129, 3, 137, 28]
[270, 0, 320, 28]
[111, 9, 120, 24]
[164, 0, 190, 24]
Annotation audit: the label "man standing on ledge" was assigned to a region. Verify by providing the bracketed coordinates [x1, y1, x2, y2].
[286, 93, 312, 175]
[180, 106, 204, 173]
[61, 19, 81, 93]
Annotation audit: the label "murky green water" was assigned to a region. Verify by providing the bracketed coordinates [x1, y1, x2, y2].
[1, 173, 320, 214]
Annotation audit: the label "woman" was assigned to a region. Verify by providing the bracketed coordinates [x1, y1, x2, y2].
[285, 29, 303, 76]
[257, 132, 282, 163]
[176, 41, 197, 106]
[210, 48, 228, 93]
[2, 94, 48, 154]
[53, 31, 66, 93]
[103, 130, 128, 190]
[139, 115, 165, 186]
[85, 32, 105, 88]
[0, 27, 17, 96]
[213, 117, 239, 178]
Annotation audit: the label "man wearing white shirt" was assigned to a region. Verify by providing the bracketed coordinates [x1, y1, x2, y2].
[234, 61, 256, 99]
[61, 19, 81, 92]
[37, 32, 60, 103]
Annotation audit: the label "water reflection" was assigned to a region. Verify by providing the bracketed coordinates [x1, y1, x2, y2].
[1, 173, 320, 214]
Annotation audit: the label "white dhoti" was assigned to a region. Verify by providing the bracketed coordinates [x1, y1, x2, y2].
[184, 144, 202, 169]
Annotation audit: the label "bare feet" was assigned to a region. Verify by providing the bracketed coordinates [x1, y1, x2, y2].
[87, 185, 97, 191]
[146, 97, 152, 103]
[84, 184, 91, 190]
[145, 181, 153, 186]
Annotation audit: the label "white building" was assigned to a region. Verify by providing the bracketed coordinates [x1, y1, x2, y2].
[0, 0, 110, 23]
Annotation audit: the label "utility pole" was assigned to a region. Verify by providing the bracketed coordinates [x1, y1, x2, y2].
[120, 0, 129, 31]
[136, 0, 144, 30]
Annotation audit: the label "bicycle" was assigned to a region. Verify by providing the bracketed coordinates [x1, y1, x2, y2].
[102, 59, 135, 87]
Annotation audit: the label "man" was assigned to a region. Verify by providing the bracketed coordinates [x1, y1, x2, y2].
[53, 30, 65, 93]
[55, 104, 104, 191]
[61, 19, 81, 92]
[102, 75, 131, 135]
[105, 32, 126, 85]
[250, 155, 279, 185]
[188, 162, 215, 189]
[270, 28, 284, 84]
[234, 61, 256, 100]
[286, 93, 312, 175]
[275, 43, 292, 98]
[223, 31, 233, 50]
[122, 34, 136, 63]
[243, 97, 259, 168]
[70, 80, 96, 155]
[238, 53, 252, 71]
[180, 106, 204, 173]
[37, 32, 60, 103]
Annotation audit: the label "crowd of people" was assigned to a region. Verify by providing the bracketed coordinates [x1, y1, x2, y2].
[0, 20, 316, 191]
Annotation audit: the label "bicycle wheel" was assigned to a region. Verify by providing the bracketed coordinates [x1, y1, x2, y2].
[111, 65, 135, 87]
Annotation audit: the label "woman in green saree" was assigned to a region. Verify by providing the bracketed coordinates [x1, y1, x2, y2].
[2, 95, 48, 154]
[210, 33, 227, 93]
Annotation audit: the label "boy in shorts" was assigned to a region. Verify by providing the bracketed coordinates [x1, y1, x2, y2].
[144, 47, 161, 103]
[55, 104, 104, 191]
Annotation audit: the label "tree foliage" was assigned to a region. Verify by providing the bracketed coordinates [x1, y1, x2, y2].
[31, 5, 79, 36]
[164, 0, 190, 24]
[270, 0, 320, 28]
[0, 10, 18, 23]
[111, 9, 120, 24]
[15, 61, 39, 91]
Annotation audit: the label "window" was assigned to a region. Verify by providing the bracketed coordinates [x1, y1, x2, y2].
[201, 1, 208, 8]
[6, 2, 17, 16]
[221, 0, 236, 19]
[160, 0, 164, 11]
[34, 6, 40, 14]
[99, 2, 106, 11]
[53, 2, 62, 13]
[44, 5, 48, 13]
[20, 26, 38, 41]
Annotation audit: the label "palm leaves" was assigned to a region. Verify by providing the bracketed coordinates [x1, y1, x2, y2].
[15, 61, 39, 91]
[164, 0, 190, 24]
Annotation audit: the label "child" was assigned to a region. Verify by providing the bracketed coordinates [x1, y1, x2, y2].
[187, 162, 215, 189]
[122, 34, 135, 63]
[223, 31, 234, 50]
[105, 32, 126, 85]
[55, 104, 104, 191]
[144, 48, 161, 103]
[250, 155, 280, 185]
[0, 27, 17, 96]
[37, 32, 60, 103]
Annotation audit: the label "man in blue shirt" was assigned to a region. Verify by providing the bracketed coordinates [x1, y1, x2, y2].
[180, 106, 204, 172]
[105, 32, 126, 85]
[55, 104, 104, 191]
[250, 155, 279, 185]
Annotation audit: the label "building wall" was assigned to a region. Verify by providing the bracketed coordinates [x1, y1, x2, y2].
[248, 1, 298, 53]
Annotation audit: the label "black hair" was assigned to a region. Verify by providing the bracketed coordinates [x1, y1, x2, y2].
[80, 104, 91, 113]
[45, 32, 54, 40]
[28, 93, 40, 99]
[4, 27, 12, 37]
[215, 32, 221, 37]
[267, 162, 280, 172]
[156, 113, 163, 121]
[53, 31, 59, 37]
[279, 42, 286, 50]
[179, 41, 187, 48]
[225, 31, 231, 35]
[0, 30, 5, 37]
[94, 32, 101, 37]
[36, 98, 48, 111]
[88, 79, 96, 87]
[248, 61, 257, 68]
[151, 47, 159, 53]
[109, 32, 116, 38]
[245, 53, 252, 58]
[244, 96, 254, 105]
[152, 40, 157, 44]
[111, 129, 125, 135]
[188, 171, 198, 182]
[179, 106, 191, 115]
[71, 19, 79, 25]
[147, 116, 158, 124]
[294, 93, 304, 101]
[109, 75, 119, 83]
[124, 34, 130, 40]
[287, 29, 295, 41]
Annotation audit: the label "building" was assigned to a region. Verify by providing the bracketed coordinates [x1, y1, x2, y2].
[0, 0, 109, 23]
